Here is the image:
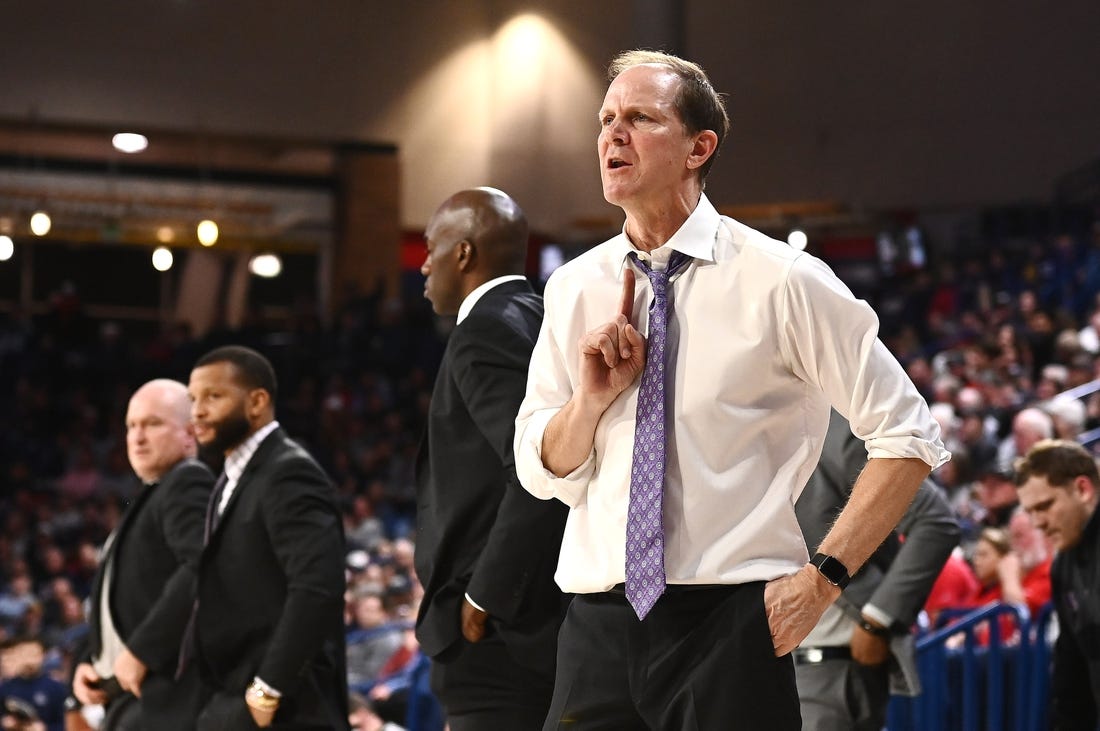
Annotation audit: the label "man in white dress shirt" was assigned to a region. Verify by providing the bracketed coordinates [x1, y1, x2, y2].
[513, 49, 949, 729]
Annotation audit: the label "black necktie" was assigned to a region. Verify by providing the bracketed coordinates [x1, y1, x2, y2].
[204, 471, 229, 541]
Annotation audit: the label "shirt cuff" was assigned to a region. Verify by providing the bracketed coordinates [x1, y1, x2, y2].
[516, 409, 594, 508]
[861, 603, 895, 630]
[464, 593, 486, 612]
[865, 437, 951, 470]
[252, 676, 281, 698]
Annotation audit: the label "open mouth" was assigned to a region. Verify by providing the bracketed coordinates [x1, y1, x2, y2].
[607, 159, 630, 169]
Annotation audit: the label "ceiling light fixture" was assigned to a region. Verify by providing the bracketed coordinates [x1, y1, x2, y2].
[249, 253, 282, 278]
[0, 235, 14, 261]
[152, 246, 174, 272]
[30, 211, 51, 236]
[197, 219, 219, 246]
[112, 132, 149, 154]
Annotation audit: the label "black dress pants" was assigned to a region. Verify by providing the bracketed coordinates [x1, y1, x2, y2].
[430, 632, 556, 730]
[543, 581, 801, 731]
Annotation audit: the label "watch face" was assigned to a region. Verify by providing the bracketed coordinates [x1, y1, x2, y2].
[812, 553, 849, 587]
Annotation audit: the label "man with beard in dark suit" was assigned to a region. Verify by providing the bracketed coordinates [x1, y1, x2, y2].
[71, 379, 212, 730]
[415, 187, 569, 730]
[185, 345, 348, 731]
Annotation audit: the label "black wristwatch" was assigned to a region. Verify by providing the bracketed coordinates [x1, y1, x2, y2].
[809, 552, 850, 590]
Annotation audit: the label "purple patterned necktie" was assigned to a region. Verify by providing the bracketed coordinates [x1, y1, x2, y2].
[626, 249, 692, 620]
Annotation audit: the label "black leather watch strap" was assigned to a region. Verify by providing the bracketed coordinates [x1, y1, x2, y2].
[809, 552, 851, 590]
[858, 617, 892, 637]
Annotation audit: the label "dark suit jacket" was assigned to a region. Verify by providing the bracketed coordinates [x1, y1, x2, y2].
[85, 457, 212, 731]
[194, 427, 349, 731]
[415, 279, 569, 677]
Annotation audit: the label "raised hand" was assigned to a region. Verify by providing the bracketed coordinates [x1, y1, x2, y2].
[576, 269, 647, 412]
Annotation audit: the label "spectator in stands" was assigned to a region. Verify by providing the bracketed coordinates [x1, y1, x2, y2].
[956, 408, 998, 478]
[1045, 394, 1087, 441]
[972, 465, 1021, 541]
[345, 496, 386, 552]
[348, 691, 407, 731]
[56, 447, 102, 502]
[1066, 353, 1095, 391]
[1005, 509, 1053, 617]
[359, 626, 415, 724]
[346, 592, 404, 693]
[0, 636, 66, 731]
[1077, 308, 1100, 355]
[1015, 440, 1100, 728]
[995, 407, 1054, 474]
[958, 527, 1034, 646]
[968, 528, 1015, 607]
[1035, 364, 1070, 402]
[0, 575, 37, 637]
[924, 548, 981, 627]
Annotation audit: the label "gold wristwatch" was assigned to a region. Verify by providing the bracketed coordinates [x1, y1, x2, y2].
[245, 680, 280, 712]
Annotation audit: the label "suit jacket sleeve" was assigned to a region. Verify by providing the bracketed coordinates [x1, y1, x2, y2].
[1050, 559, 1099, 730]
[256, 456, 346, 692]
[454, 312, 566, 625]
[126, 460, 211, 671]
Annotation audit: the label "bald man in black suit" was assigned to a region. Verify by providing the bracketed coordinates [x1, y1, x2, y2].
[415, 188, 569, 730]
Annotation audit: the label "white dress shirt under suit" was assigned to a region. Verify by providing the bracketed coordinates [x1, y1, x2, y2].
[514, 194, 950, 595]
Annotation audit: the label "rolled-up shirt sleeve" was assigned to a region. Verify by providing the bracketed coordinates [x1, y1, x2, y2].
[779, 254, 951, 470]
[514, 274, 596, 508]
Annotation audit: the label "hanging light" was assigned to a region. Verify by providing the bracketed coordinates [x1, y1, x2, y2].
[249, 253, 282, 278]
[151, 247, 174, 272]
[197, 219, 219, 246]
[112, 132, 148, 154]
[0, 235, 13, 261]
[30, 211, 52, 236]
[787, 228, 808, 251]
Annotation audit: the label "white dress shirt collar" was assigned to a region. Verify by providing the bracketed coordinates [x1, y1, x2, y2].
[612, 193, 720, 278]
[218, 420, 281, 515]
[224, 420, 280, 484]
[456, 275, 527, 324]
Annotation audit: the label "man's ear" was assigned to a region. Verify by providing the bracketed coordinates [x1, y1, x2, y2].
[1074, 474, 1098, 504]
[248, 388, 271, 418]
[686, 129, 719, 171]
[457, 241, 476, 272]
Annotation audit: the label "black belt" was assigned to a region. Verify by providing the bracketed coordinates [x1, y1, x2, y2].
[792, 646, 851, 665]
[604, 582, 730, 596]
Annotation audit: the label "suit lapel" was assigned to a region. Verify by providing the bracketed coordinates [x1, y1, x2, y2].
[210, 428, 283, 539]
[88, 478, 156, 654]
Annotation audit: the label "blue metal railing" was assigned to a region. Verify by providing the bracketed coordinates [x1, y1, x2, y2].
[889, 601, 1055, 730]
